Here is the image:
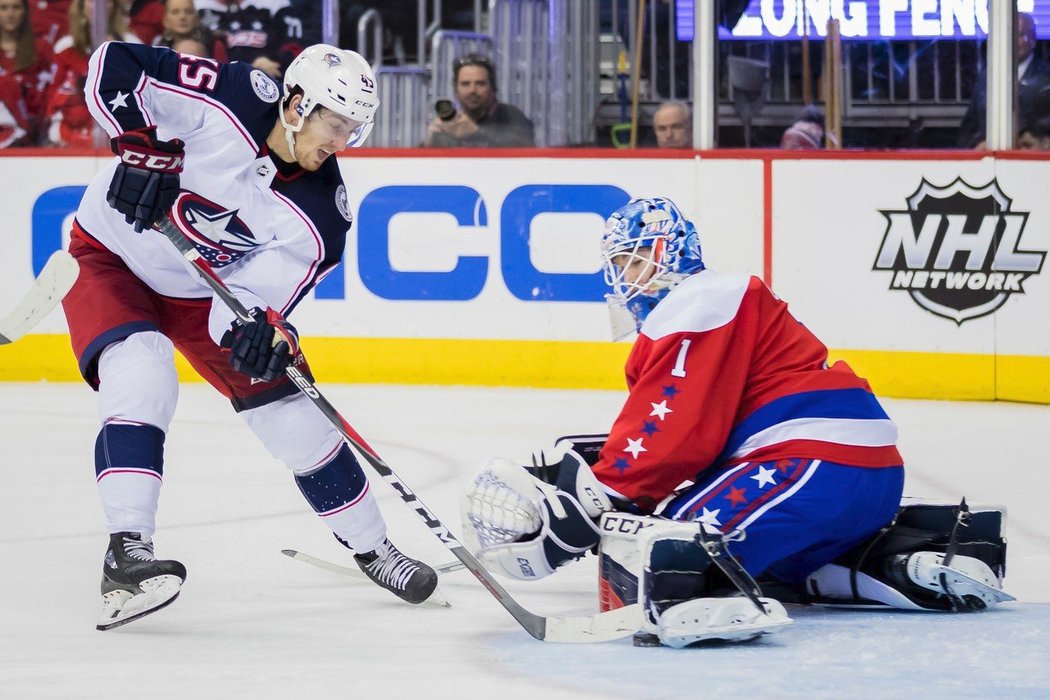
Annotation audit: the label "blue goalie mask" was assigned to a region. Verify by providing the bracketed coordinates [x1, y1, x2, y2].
[600, 197, 704, 329]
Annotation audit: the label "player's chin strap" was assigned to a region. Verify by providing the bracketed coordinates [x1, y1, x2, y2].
[280, 105, 305, 159]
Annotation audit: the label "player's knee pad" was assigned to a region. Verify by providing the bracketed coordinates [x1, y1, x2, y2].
[96, 331, 178, 431]
[293, 444, 368, 513]
[803, 499, 1013, 611]
[242, 393, 343, 473]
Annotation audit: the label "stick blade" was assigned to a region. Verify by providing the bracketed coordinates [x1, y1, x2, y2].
[0, 251, 79, 344]
[541, 604, 641, 643]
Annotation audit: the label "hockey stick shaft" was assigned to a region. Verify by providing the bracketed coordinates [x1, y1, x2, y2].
[156, 218, 638, 643]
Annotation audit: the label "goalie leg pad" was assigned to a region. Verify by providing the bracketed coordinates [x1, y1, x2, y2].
[597, 514, 793, 646]
[805, 500, 1012, 611]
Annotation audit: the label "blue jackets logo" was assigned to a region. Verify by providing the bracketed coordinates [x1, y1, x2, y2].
[173, 193, 257, 268]
[874, 178, 1046, 324]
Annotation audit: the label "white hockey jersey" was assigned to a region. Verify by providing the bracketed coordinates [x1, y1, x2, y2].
[80, 41, 352, 342]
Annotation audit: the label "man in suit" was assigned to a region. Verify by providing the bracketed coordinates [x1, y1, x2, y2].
[958, 12, 1050, 148]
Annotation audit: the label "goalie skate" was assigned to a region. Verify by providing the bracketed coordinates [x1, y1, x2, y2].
[96, 532, 187, 631]
[657, 596, 793, 648]
[895, 552, 1015, 611]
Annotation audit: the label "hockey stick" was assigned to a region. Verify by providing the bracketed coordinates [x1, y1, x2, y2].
[282, 548, 465, 577]
[0, 251, 80, 345]
[156, 218, 640, 643]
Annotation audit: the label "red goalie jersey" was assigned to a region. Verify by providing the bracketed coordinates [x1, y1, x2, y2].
[592, 270, 903, 512]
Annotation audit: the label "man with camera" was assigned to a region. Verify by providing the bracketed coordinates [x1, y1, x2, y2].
[424, 54, 535, 148]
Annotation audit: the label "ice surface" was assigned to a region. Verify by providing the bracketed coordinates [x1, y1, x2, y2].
[1, 383, 1047, 699]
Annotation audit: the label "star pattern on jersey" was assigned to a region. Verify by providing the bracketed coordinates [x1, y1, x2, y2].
[697, 507, 722, 527]
[661, 383, 680, 399]
[191, 209, 241, 244]
[750, 465, 777, 488]
[612, 457, 630, 474]
[726, 485, 748, 507]
[624, 437, 647, 459]
[640, 420, 660, 437]
[107, 91, 129, 111]
[649, 400, 673, 420]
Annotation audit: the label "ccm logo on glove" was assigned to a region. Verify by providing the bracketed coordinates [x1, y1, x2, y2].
[118, 150, 184, 171]
[107, 127, 185, 232]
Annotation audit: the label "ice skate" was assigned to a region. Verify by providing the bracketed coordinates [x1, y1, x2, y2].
[888, 551, 1015, 611]
[97, 532, 187, 631]
[353, 539, 439, 605]
[655, 596, 793, 648]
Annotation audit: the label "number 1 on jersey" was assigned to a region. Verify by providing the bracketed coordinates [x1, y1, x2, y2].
[670, 338, 691, 378]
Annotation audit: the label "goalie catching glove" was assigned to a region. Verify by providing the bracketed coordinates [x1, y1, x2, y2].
[107, 127, 185, 233]
[220, 306, 299, 382]
[461, 443, 613, 580]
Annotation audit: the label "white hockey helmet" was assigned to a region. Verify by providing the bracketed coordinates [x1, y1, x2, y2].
[280, 44, 379, 151]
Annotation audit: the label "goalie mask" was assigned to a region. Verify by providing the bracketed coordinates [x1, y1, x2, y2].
[281, 44, 379, 153]
[601, 197, 704, 335]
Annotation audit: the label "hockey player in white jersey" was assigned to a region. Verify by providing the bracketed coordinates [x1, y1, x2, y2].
[63, 41, 438, 630]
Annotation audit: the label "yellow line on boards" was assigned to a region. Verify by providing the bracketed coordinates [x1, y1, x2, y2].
[0, 335, 1046, 403]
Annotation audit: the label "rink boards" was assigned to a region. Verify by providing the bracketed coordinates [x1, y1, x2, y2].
[0, 148, 1046, 403]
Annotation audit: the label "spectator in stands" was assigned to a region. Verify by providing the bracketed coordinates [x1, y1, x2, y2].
[29, 0, 70, 45]
[958, 12, 1050, 148]
[196, 0, 311, 78]
[652, 101, 692, 148]
[169, 34, 204, 56]
[1017, 116, 1050, 150]
[127, 0, 163, 44]
[424, 53, 535, 148]
[156, 0, 225, 60]
[46, 0, 138, 147]
[0, 73, 27, 146]
[1, 0, 54, 143]
[780, 105, 825, 149]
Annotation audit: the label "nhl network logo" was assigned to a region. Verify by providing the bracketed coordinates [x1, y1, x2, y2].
[873, 178, 1046, 324]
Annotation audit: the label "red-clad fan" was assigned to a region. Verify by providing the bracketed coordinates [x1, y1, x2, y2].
[0, 0, 53, 142]
[128, 0, 163, 44]
[155, 0, 225, 61]
[0, 74, 27, 145]
[45, 0, 137, 146]
[28, 0, 70, 44]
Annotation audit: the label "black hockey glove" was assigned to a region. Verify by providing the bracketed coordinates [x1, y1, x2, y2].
[220, 307, 299, 382]
[107, 127, 185, 233]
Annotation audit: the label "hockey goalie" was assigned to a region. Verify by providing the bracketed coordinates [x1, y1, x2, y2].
[462, 197, 1013, 648]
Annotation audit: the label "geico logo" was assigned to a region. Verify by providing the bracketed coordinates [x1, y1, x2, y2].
[324, 183, 631, 302]
[120, 152, 184, 171]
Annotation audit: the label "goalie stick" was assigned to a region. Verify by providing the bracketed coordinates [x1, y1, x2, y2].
[156, 218, 640, 644]
[0, 251, 79, 345]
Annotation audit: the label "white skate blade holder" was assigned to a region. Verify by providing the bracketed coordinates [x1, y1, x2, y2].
[909, 552, 1016, 609]
[97, 575, 183, 631]
[657, 596, 793, 648]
